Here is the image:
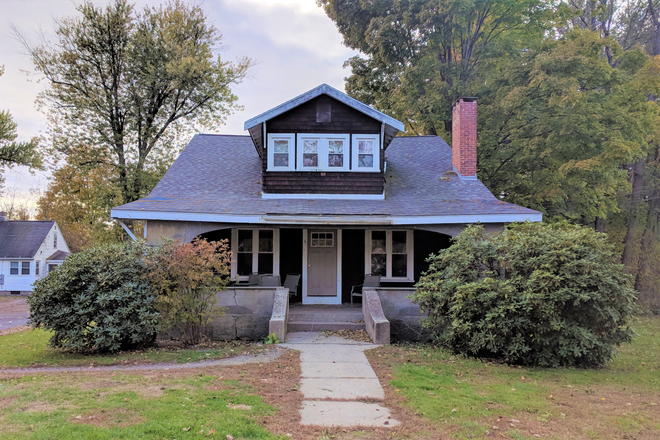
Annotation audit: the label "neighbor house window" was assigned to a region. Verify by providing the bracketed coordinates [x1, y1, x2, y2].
[54, 234, 57, 248]
[352, 134, 380, 171]
[266, 134, 295, 171]
[48, 264, 59, 273]
[232, 229, 280, 278]
[36, 261, 40, 276]
[10, 262, 19, 275]
[21, 262, 30, 275]
[297, 134, 350, 171]
[365, 230, 413, 280]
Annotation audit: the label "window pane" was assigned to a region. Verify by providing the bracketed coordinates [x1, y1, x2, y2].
[274, 140, 289, 153]
[371, 231, 386, 253]
[238, 230, 252, 252]
[392, 254, 408, 277]
[259, 230, 273, 253]
[303, 154, 318, 167]
[237, 253, 252, 276]
[358, 154, 373, 168]
[273, 154, 289, 167]
[371, 254, 386, 276]
[10, 262, 18, 275]
[359, 140, 374, 154]
[392, 231, 407, 254]
[22, 262, 30, 275]
[329, 140, 343, 153]
[303, 140, 318, 153]
[258, 253, 274, 274]
[328, 154, 343, 167]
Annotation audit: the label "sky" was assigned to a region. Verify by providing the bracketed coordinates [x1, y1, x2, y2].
[0, 0, 358, 207]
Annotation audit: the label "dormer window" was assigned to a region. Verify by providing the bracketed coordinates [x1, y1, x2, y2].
[267, 134, 295, 171]
[352, 134, 379, 171]
[298, 134, 350, 171]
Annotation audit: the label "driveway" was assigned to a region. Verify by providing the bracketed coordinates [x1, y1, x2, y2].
[0, 297, 30, 332]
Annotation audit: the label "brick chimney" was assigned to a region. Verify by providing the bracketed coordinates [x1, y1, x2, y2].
[452, 97, 478, 179]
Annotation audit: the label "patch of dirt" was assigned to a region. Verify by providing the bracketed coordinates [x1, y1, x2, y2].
[77, 380, 123, 390]
[0, 297, 28, 312]
[323, 329, 373, 343]
[0, 396, 18, 409]
[226, 403, 252, 410]
[0, 325, 29, 336]
[22, 401, 58, 412]
[69, 408, 146, 428]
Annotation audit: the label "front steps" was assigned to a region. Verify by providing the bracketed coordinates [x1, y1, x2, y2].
[288, 304, 365, 332]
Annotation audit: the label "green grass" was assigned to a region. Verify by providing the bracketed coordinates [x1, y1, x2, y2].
[0, 328, 264, 368]
[0, 372, 284, 439]
[380, 316, 660, 440]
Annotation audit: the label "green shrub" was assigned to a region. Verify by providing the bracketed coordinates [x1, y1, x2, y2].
[412, 222, 636, 368]
[28, 242, 160, 353]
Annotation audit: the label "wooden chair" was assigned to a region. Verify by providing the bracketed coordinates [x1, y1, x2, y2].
[350, 274, 381, 306]
[283, 273, 301, 297]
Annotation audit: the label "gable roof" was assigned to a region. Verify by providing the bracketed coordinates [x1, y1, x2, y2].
[111, 134, 541, 224]
[243, 84, 406, 132]
[47, 250, 70, 261]
[0, 221, 55, 259]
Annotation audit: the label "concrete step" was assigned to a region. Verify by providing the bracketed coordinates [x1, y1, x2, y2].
[288, 321, 365, 332]
[289, 313, 364, 323]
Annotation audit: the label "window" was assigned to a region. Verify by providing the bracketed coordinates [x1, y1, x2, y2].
[311, 232, 334, 247]
[22, 262, 30, 275]
[365, 230, 413, 280]
[48, 264, 59, 273]
[232, 229, 279, 278]
[54, 234, 57, 248]
[36, 261, 40, 276]
[298, 134, 350, 171]
[267, 134, 295, 171]
[352, 134, 380, 171]
[10, 262, 18, 275]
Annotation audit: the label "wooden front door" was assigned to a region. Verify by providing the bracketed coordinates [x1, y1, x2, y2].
[307, 230, 338, 299]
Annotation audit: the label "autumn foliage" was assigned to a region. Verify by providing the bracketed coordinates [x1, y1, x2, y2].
[145, 239, 231, 345]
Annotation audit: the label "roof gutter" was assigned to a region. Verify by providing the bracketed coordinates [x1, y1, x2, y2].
[111, 209, 542, 225]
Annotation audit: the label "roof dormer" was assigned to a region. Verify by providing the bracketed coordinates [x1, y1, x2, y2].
[244, 84, 404, 198]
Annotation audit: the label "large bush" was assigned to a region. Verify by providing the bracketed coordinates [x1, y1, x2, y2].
[28, 242, 160, 353]
[412, 222, 636, 367]
[145, 238, 231, 345]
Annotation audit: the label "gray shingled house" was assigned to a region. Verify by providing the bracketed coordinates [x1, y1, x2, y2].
[0, 216, 71, 295]
[111, 84, 540, 342]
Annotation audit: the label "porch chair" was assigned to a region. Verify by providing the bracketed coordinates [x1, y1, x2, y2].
[283, 273, 301, 297]
[247, 273, 261, 286]
[259, 274, 281, 287]
[350, 274, 381, 306]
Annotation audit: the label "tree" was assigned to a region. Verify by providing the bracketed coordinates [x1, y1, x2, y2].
[0, 66, 42, 193]
[28, 242, 160, 353]
[16, 0, 251, 205]
[413, 223, 636, 367]
[145, 238, 231, 345]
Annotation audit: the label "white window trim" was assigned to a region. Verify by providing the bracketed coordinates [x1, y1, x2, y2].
[365, 230, 414, 281]
[230, 228, 280, 280]
[266, 134, 295, 171]
[297, 133, 350, 172]
[351, 134, 380, 172]
[9, 261, 32, 276]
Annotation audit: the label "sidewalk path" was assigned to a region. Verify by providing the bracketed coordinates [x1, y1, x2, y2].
[0, 297, 30, 332]
[282, 332, 400, 428]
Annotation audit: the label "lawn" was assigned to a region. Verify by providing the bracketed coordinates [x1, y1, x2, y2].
[367, 316, 660, 440]
[0, 371, 285, 439]
[0, 328, 268, 368]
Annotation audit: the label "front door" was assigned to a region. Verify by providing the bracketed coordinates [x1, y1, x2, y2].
[305, 230, 339, 303]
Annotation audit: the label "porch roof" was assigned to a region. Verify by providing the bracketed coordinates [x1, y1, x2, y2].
[111, 134, 541, 224]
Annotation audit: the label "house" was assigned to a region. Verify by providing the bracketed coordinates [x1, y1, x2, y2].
[110, 84, 541, 342]
[0, 215, 71, 295]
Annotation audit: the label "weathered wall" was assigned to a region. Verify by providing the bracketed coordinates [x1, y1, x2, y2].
[205, 287, 278, 340]
[376, 288, 431, 342]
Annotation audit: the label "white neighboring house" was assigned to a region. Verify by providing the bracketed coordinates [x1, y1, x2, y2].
[0, 213, 71, 295]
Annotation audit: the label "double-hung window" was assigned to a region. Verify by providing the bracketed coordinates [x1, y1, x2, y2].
[10, 262, 30, 275]
[365, 230, 413, 281]
[10, 262, 19, 275]
[267, 134, 295, 171]
[297, 134, 350, 171]
[232, 229, 280, 279]
[352, 134, 380, 172]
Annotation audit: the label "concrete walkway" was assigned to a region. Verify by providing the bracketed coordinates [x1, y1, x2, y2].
[282, 332, 400, 428]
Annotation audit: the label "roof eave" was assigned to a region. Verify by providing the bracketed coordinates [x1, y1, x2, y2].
[243, 84, 405, 132]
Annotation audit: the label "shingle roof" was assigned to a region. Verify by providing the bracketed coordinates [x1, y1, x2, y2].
[112, 134, 540, 221]
[0, 221, 54, 259]
[46, 250, 70, 261]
